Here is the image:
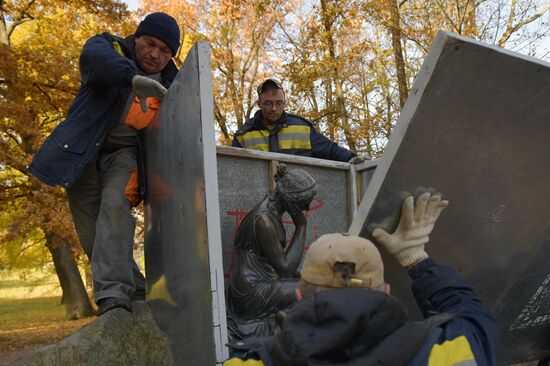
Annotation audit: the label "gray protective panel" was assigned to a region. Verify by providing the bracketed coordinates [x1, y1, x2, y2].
[144, 42, 219, 365]
[356, 163, 377, 204]
[217, 149, 351, 279]
[285, 163, 350, 237]
[349, 31, 550, 364]
[217, 154, 270, 278]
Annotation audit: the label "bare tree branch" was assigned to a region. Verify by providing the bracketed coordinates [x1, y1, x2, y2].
[498, 2, 550, 47]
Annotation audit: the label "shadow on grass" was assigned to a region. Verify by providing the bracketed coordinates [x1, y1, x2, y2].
[0, 296, 94, 352]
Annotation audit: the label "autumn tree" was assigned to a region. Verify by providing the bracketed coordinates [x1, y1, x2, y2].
[139, 0, 291, 144]
[280, 0, 549, 157]
[364, 0, 550, 109]
[279, 0, 396, 157]
[0, 0, 134, 319]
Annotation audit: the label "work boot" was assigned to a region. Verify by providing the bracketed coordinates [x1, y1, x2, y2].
[97, 297, 132, 315]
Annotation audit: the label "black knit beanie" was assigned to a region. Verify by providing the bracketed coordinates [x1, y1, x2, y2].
[135, 12, 180, 56]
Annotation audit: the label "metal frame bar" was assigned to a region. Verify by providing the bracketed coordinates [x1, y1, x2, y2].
[198, 42, 230, 363]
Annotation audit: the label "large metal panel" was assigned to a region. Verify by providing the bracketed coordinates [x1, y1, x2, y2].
[144, 42, 227, 365]
[349, 31, 550, 364]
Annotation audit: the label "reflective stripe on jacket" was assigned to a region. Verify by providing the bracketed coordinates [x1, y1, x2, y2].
[232, 111, 356, 162]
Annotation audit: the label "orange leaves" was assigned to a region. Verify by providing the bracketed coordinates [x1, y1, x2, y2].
[0, 0, 135, 265]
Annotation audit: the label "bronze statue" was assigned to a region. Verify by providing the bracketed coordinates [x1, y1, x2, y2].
[226, 164, 318, 339]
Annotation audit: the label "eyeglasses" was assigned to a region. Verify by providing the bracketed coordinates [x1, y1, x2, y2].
[261, 100, 285, 108]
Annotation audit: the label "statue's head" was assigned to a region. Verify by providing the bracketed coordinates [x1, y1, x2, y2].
[274, 164, 318, 214]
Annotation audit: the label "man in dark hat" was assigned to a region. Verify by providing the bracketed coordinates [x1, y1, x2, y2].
[232, 78, 364, 163]
[29, 12, 181, 315]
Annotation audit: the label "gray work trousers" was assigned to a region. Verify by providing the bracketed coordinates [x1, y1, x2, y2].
[66, 147, 145, 303]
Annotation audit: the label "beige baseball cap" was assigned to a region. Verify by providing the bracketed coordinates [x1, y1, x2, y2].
[301, 233, 384, 289]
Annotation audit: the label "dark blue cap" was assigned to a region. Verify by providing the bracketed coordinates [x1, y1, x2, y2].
[135, 12, 180, 56]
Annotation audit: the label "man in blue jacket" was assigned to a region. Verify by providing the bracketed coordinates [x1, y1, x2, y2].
[29, 13, 180, 315]
[232, 79, 363, 163]
[224, 193, 499, 366]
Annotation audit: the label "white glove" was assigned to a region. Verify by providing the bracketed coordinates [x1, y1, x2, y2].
[372, 192, 448, 268]
[132, 75, 167, 112]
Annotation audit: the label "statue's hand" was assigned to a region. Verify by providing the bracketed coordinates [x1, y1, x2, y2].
[290, 211, 307, 226]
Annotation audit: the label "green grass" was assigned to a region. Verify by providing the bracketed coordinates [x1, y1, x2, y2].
[1, 296, 64, 329]
[0, 272, 60, 299]
[0, 271, 94, 352]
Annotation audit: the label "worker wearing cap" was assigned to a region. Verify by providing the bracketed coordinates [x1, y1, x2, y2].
[232, 79, 362, 163]
[224, 193, 498, 366]
[29, 13, 181, 315]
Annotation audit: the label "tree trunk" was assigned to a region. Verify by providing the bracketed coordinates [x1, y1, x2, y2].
[0, 13, 10, 46]
[319, 0, 356, 151]
[323, 76, 336, 140]
[464, 0, 477, 37]
[45, 233, 96, 319]
[214, 100, 230, 143]
[388, 0, 408, 109]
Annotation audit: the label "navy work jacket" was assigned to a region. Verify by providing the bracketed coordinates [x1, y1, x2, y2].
[224, 259, 499, 366]
[28, 32, 178, 190]
[232, 111, 356, 162]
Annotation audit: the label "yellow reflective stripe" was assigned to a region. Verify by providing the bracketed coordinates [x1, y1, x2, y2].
[112, 41, 124, 56]
[238, 130, 269, 151]
[428, 335, 477, 366]
[278, 125, 311, 150]
[224, 358, 265, 366]
[279, 139, 311, 150]
[279, 125, 310, 135]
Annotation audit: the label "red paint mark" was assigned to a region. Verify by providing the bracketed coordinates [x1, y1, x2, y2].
[309, 197, 325, 212]
[313, 224, 319, 240]
[225, 208, 249, 280]
[224, 198, 327, 278]
[226, 208, 248, 239]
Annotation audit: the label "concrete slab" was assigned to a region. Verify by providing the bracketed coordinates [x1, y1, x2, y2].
[349, 31, 550, 364]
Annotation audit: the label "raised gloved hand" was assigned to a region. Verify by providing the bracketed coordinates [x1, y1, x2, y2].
[372, 192, 449, 268]
[132, 75, 167, 112]
[348, 155, 366, 165]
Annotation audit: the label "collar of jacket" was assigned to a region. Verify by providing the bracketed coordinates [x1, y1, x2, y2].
[119, 35, 179, 86]
[268, 288, 415, 366]
[251, 110, 289, 131]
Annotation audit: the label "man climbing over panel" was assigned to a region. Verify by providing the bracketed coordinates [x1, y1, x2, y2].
[29, 12, 181, 315]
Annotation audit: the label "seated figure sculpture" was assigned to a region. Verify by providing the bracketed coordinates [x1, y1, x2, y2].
[226, 164, 318, 339]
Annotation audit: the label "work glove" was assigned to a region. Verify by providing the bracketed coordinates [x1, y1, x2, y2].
[372, 192, 449, 268]
[348, 155, 366, 165]
[132, 75, 167, 112]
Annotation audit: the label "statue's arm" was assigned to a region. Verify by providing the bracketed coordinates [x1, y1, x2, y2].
[255, 215, 306, 277]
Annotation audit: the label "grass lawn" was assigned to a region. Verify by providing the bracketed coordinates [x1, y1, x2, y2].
[0, 272, 95, 354]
